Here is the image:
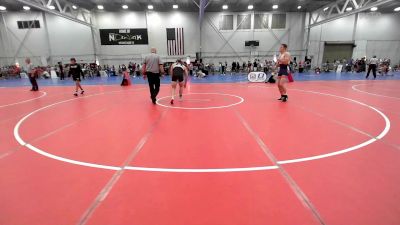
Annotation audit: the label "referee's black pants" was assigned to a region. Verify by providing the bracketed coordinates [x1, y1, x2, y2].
[29, 75, 39, 91]
[366, 64, 377, 78]
[147, 72, 160, 100]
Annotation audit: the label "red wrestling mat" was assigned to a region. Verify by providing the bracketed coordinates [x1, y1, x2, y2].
[1, 81, 400, 225]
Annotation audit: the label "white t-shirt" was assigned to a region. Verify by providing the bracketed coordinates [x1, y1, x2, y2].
[369, 57, 378, 65]
[25, 63, 33, 74]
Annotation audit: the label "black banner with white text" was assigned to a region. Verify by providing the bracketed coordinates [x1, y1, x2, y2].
[99, 29, 148, 45]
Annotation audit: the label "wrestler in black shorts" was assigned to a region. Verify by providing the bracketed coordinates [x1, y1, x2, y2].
[69, 58, 85, 96]
[278, 64, 289, 76]
[172, 72, 184, 82]
[169, 60, 188, 105]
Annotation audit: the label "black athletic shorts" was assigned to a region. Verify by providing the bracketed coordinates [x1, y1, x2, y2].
[73, 76, 81, 82]
[172, 75, 184, 82]
[278, 65, 289, 76]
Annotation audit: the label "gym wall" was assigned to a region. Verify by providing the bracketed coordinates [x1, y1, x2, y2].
[0, 10, 399, 67]
[0, 12, 50, 66]
[94, 11, 200, 66]
[308, 12, 400, 67]
[0, 12, 94, 66]
[200, 12, 306, 64]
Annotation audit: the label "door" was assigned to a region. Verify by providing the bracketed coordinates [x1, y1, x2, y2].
[322, 43, 354, 63]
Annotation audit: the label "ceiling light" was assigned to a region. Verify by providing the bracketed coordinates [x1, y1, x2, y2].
[394, 7, 400, 12]
[122, 5, 128, 9]
[248, 5, 254, 10]
[370, 7, 378, 11]
[148, 5, 154, 10]
[72, 5, 77, 9]
[48, 5, 55, 10]
[272, 5, 278, 9]
[173, 4, 178, 9]
[346, 7, 352, 11]
[222, 4, 228, 10]
[297, 6, 302, 10]
[97, 5, 104, 10]
[23, 6, 31, 10]
[323, 7, 329, 11]
[0, 6, 6, 11]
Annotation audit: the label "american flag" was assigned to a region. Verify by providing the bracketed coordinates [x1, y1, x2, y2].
[166, 28, 184, 56]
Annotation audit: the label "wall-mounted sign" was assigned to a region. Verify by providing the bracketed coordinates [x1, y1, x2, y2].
[99, 29, 148, 45]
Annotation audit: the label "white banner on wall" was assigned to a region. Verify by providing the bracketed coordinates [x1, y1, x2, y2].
[248, 72, 267, 82]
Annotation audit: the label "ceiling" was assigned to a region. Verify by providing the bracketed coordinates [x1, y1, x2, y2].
[1, 0, 399, 13]
[70, 0, 332, 12]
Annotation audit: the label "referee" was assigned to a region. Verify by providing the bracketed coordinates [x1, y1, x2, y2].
[142, 48, 164, 104]
[25, 58, 39, 91]
[366, 55, 378, 79]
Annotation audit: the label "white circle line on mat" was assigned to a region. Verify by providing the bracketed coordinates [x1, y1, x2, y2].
[13, 89, 390, 173]
[0, 91, 47, 108]
[156, 93, 244, 110]
[352, 84, 400, 100]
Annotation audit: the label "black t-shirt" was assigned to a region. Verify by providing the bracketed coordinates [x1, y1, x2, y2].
[69, 64, 83, 78]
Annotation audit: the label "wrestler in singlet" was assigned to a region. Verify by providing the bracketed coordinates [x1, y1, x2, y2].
[170, 59, 188, 105]
[277, 44, 291, 102]
[278, 55, 290, 77]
